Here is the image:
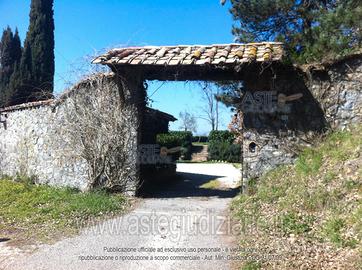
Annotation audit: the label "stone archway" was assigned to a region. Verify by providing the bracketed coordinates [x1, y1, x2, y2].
[92, 42, 327, 193]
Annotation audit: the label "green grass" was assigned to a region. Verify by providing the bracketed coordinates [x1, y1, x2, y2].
[322, 217, 345, 247]
[323, 171, 337, 183]
[242, 261, 261, 270]
[280, 212, 314, 235]
[199, 179, 221, 189]
[295, 148, 323, 175]
[321, 216, 359, 248]
[0, 178, 127, 242]
[232, 163, 242, 169]
[232, 125, 362, 269]
[253, 166, 290, 203]
[344, 180, 361, 191]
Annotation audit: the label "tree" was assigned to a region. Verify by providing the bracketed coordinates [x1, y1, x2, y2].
[0, 27, 22, 107]
[214, 81, 245, 142]
[199, 82, 221, 131]
[179, 111, 197, 133]
[17, 0, 55, 103]
[230, 0, 362, 63]
[215, 81, 244, 109]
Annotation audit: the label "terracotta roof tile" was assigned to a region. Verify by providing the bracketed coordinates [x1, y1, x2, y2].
[93, 42, 284, 67]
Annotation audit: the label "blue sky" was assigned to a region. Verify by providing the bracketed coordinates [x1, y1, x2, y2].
[0, 0, 235, 134]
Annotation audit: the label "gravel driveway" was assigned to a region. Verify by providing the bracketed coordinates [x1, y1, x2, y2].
[2, 163, 241, 270]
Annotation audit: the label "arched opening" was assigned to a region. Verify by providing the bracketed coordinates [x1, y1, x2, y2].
[248, 142, 257, 153]
[92, 42, 327, 196]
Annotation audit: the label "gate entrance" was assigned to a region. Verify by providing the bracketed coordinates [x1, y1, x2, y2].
[93, 42, 326, 193]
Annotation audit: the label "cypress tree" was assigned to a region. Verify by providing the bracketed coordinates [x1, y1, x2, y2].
[12, 29, 22, 65]
[0, 27, 13, 106]
[19, 0, 54, 102]
[8, 45, 32, 105]
[0, 27, 22, 107]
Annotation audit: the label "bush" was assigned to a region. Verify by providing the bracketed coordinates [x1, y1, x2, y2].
[208, 130, 235, 144]
[208, 141, 241, 162]
[156, 131, 192, 160]
[156, 134, 182, 149]
[208, 130, 241, 162]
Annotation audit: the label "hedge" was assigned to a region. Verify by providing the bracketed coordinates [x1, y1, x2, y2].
[208, 130, 235, 144]
[156, 131, 193, 160]
[208, 130, 241, 162]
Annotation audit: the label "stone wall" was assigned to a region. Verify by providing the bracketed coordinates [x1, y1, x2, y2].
[0, 75, 138, 193]
[0, 74, 176, 194]
[0, 101, 90, 190]
[307, 55, 362, 129]
[242, 54, 362, 183]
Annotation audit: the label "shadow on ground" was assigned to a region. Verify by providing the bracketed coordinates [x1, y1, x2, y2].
[138, 171, 240, 198]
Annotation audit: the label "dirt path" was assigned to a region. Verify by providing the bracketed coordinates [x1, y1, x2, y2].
[2, 163, 241, 270]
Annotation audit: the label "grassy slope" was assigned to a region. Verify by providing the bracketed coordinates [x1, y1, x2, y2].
[0, 179, 128, 245]
[231, 125, 361, 270]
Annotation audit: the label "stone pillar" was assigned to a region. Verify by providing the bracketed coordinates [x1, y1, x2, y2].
[115, 71, 146, 196]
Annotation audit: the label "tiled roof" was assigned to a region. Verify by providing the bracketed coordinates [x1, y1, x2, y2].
[92, 42, 284, 67]
[146, 108, 177, 122]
